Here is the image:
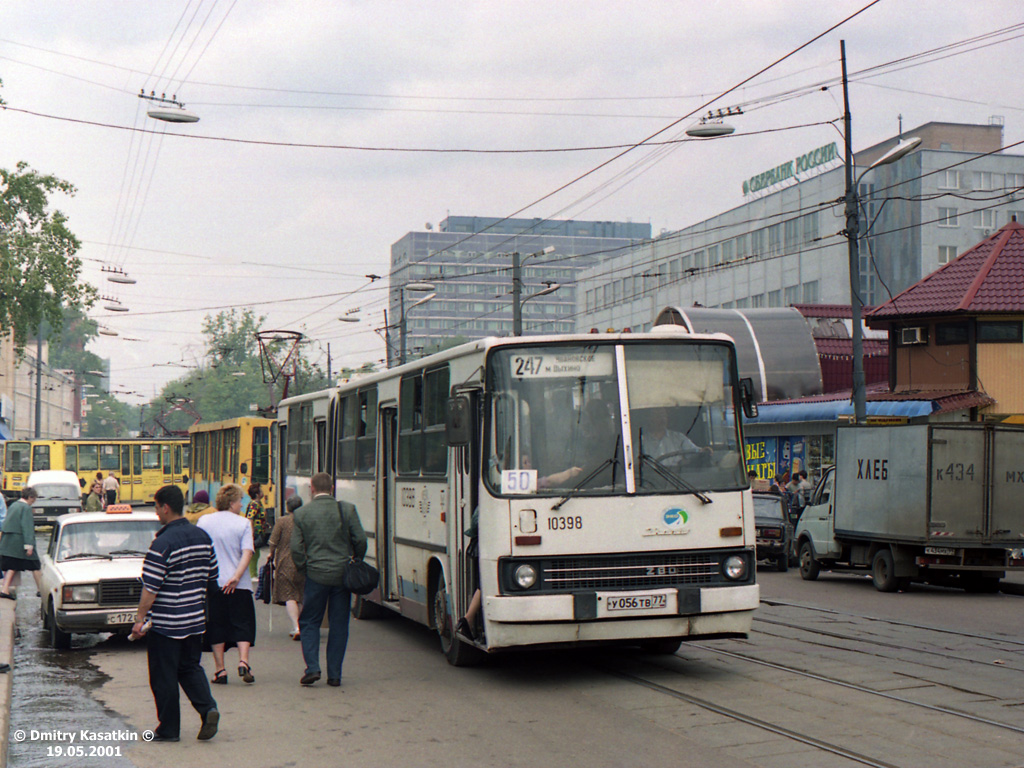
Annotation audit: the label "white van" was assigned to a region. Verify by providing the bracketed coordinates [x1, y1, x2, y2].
[25, 470, 83, 526]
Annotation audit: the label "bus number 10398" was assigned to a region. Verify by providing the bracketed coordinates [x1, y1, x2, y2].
[548, 516, 583, 531]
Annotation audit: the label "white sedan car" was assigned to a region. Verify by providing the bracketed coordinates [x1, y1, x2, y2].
[39, 510, 161, 648]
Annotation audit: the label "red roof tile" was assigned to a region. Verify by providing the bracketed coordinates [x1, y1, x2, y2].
[869, 221, 1024, 319]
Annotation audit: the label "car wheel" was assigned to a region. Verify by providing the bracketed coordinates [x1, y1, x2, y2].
[798, 540, 820, 581]
[48, 603, 71, 650]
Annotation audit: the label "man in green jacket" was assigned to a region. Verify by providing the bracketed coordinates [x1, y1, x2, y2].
[291, 472, 367, 688]
[0, 486, 42, 600]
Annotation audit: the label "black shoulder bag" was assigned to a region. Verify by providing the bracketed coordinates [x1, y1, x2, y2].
[338, 501, 379, 595]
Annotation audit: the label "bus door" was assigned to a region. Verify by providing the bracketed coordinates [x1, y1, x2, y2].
[162, 445, 173, 486]
[139, 444, 162, 502]
[449, 390, 480, 622]
[378, 405, 398, 602]
[121, 445, 134, 503]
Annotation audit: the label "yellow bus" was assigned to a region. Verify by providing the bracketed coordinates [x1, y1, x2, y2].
[188, 417, 276, 523]
[2, 438, 190, 505]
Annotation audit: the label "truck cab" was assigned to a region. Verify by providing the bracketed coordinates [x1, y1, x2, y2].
[794, 466, 839, 577]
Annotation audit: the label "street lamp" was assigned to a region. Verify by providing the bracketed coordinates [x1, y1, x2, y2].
[841, 39, 922, 423]
[516, 282, 561, 335]
[398, 282, 435, 366]
[511, 246, 556, 335]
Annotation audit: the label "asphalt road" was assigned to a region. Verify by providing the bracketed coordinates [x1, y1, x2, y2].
[9, 567, 1024, 768]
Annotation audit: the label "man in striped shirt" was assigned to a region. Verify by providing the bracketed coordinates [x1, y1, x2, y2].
[133, 485, 220, 742]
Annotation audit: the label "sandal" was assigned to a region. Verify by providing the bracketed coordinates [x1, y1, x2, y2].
[290, 630, 301, 641]
[239, 661, 254, 684]
[211, 669, 228, 685]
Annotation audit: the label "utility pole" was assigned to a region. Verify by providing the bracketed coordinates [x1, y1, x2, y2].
[34, 325, 43, 438]
[512, 252, 523, 336]
[841, 39, 867, 425]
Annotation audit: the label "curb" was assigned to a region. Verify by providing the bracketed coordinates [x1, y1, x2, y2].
[0, 601, 13, 768]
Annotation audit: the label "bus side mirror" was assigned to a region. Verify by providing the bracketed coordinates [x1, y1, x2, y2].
[446, 395, 473, 446]
[740, 378, 758, 419]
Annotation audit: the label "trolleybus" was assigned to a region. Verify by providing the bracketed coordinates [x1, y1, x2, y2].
[2, 438, 189, 505]
[278, 329, 760, 664]
[189, 417, 276, 522]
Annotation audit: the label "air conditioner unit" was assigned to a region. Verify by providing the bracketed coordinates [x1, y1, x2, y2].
[901, 326, 927, 345]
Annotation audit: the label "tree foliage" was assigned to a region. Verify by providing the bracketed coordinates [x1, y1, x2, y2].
[150, 309, 331, 432]
[0, 161, 95, 351]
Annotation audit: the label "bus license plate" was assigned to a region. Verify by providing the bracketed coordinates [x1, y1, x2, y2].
[108, 612, 135, 625]
[606, 594, 667, 612]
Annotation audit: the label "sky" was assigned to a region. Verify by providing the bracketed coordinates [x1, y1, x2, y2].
[1, 1, 1022, 405]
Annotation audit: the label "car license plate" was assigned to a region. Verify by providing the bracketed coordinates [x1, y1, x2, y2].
[108, 612, 136, 625]
[925, 547, 956, 556]
[606, 594, 667, 611]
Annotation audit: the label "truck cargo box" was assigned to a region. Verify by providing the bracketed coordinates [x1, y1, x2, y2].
[834, 423, 1024, 546]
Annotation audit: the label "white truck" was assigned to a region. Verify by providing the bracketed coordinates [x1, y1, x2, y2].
[794, 423, 1024, 592]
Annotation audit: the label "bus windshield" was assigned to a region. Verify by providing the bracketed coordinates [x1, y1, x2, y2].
[485, 342, 746, 497]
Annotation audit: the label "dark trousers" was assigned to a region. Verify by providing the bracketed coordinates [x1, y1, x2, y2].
[299, 578, 352, 680]
[147, 630, 217, 738]
[105, 490, 117, 506]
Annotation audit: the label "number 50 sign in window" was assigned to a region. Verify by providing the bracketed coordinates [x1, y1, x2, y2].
[502, 469, 538, 494]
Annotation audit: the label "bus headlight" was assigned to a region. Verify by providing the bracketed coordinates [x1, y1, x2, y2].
[513, 563, 538, 589]
[721, 555, 748, 581]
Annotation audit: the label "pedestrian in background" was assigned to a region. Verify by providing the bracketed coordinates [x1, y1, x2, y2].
[132, 484, 220, 742]
[85, 482, 103, 512]
[103, 471, 120, 507]
[267, 494, 305, 640]
[245, 483, 268, 580]
[291, 472, 367, 687]
[198, 484, 257, 685]
[0, 487, 42, 601]
[184, 490, 212, 525]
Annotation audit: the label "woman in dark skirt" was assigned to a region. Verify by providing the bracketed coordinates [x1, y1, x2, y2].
[197, 484, 257, 684]
[0, 486, 43, 600]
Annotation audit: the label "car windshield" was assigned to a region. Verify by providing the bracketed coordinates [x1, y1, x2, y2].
[485, 341, 746, 497]
[753, 497, 785, 520]
[33, 483, 81, 501]
[56, 520, 160, 562]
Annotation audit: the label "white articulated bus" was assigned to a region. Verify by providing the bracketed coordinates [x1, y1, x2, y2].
[277, 329, 760, 665]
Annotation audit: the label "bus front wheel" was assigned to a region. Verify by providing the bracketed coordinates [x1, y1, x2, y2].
[432, 577, 482, 667]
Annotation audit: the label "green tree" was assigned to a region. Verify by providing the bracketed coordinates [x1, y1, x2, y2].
[149, 309, 336, 427]
[0, 161, 95, 351]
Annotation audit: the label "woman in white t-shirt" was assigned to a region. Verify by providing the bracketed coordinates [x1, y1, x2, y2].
[197, 484, 256, 685]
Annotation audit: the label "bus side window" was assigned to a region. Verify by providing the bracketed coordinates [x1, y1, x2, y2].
[66, 446, 78, 472]
[33, 445, 50, 471]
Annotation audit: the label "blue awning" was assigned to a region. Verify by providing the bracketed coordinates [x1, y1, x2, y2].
[745, 399, 935, 425]
[0, 420, 12, 440]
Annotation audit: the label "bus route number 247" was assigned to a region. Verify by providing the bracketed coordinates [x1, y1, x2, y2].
[548, 515, 583, 531]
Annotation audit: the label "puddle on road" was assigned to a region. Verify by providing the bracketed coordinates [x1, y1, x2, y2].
[7, 591, 140, 768]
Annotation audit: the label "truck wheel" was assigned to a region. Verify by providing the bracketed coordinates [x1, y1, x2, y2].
[776, 554, 789, 573]
[48, 604, 71, 650]
[798, 541, 819, 581]
[871, 549, 905, 593]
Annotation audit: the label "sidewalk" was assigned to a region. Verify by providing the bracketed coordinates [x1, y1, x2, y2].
[0, 602, 12, 768]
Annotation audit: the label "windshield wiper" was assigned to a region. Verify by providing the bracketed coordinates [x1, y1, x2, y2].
[62, 552, 113, 560]
[638, 450, 713, 504]
[552, 436, 621, 511]
[109, 549, 148, 556]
